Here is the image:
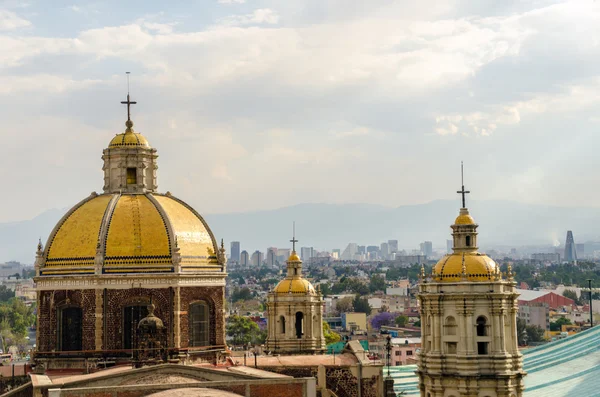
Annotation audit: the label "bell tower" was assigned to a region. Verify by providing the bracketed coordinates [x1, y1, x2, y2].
[102, 88, 158, 194]
[417, 165, 526, 397]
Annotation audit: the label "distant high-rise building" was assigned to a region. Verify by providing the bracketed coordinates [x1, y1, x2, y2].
[266, 247, 277, 267]
[388, 240, 399, 253]
[576, 243, 585, 259]
[420, 241, 433, 257]
[564, 231, 577, 263]
[230, 241, 240, 262]
[380, 242, 389, 259]
[332, 249, 340, 260]
[357, 245, 366, 255]
[300, 247, 314, 261]
[251, 250, 263, 266]
[446, 240, 453, 254]
[341, 243, 358, 260]
[240, 250, 249, 266]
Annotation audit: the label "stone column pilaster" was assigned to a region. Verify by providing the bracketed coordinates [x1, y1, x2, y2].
[94, 289, 103, 350]
[174, 286, 181, 348]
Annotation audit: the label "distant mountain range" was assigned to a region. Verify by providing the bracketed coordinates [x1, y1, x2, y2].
[2, 200, 599, 264]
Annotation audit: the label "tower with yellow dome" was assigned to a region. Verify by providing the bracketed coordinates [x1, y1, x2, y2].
[417, 168, 525, 397]
[34, 91, 227, 370]
[265, 231, 325, 354]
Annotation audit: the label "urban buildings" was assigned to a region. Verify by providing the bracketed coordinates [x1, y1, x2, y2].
[251, 250, 263, 266]
[419, 241, 433, 257]
[388, 240, 399, 254]
[230, 241, 240, 263]
[240, 250, 249, 266]
[300, 247, 314, 261]
[564, 230, 577, 263]
[341, 243, 358, 260]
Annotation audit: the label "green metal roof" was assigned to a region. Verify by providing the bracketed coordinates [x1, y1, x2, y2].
[390, 325, 600, 396]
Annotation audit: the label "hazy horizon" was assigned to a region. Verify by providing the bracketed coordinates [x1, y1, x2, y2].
[2, 1, 600, 223]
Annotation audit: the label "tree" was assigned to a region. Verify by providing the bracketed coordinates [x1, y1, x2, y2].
[226, 315, 262, 347]
[323, 321, 341, 345]
[231, 287, 253, 303]
[413, 319, 421, 327]
[526, 324, 545, 343]
[550, 317, 572, 331]
[395, 315, 409, 327]
[369, 275, 386, 293]
[371, 312, 395, 330]
[352, 295, 371, 315]
[0, 318, 12, 352]
[562, 289, 580, 305]
[0, 286, 14, 302]
[335, 297, 354, 314]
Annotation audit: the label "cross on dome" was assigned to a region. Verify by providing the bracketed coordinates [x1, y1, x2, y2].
[290, 221, 298, 252]
[456, 161, 470, 208]
[120, 72, 137, 122]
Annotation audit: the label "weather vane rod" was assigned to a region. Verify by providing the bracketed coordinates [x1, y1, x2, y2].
[290, 221, 298, 252]
[457, 161, 470, 208]
[121, 72, 137, 122]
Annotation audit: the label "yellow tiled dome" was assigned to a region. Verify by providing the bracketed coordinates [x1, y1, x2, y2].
[455, 212, 475, 225]
[288, 252, 301, 262]
[273, 278, 316, 295]
[433, 252, 498, 282]
[108, 120, 150, 148]
[42, 192, 219, 275]
[109, 131, 150, 148]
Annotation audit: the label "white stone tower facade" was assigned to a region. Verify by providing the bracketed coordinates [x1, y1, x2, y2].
[265, 236, 325, 354]
[417, 180, 525, 397]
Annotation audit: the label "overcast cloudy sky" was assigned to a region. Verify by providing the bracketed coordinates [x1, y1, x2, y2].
[1, 0, 599, 222]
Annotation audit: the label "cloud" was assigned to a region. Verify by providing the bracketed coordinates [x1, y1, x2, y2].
[0, 10, 31, 30]
[218, 9, 280, 26]
[218, 0, 246, 3]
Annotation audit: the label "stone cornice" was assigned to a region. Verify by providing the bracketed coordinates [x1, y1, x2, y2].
[35, 273, 226, 290]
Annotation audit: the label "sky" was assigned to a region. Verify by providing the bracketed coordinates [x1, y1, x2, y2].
[1, 0, 600, 222]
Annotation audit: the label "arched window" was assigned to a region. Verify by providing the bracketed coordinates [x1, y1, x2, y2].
[280, 315, 286, 334]
[124, 304, 149, 349]
[58, 306, 82, 351]
[476, 316, 487, 336]
[190, 301, 210, 347]
[465, 235, 471, 247]
[295, 312, 304, 338]
[444, 316, 457, 335]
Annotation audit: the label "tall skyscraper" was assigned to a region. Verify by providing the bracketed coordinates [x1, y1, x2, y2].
[266, 247, 277, 267]
[446, 239, 453, 254]
[380, 242, 389, 259]
[251, 250, 263, 266]
[388, 240, 399, 253]
[564, 231, 577, 263]
[341, 243, 358, 260]
[300, 247, 314, 261]
[240, 250, 249, 266]
[420, 241, 433, 257]
[230, 241, 240, 263]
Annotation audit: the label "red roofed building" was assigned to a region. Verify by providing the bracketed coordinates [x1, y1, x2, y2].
[516, 289, 575, 310]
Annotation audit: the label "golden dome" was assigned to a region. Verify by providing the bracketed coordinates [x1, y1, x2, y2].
[42, 192, 220, 275]
[273, 278, 316, 295]
[454, 208, 475, 225]
[288, 251, 301, 262]
[108, 121, 150, 148]
[433, 252, 498, 282]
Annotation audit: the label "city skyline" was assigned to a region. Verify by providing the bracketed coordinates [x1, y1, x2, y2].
[2, 1, 600, 223]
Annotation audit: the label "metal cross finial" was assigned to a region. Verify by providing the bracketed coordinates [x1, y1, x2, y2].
[121, 72, 137, 122]
[290, 221, 298, 252]
[456, 161, 470, 208]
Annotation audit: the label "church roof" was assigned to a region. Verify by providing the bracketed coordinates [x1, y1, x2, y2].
[42, 192, 219, 275]
[109, 129, 150, 148]
[273, 278, 316, 294]
[391, 325, 600, 396]
[432, 251, 499, 282]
